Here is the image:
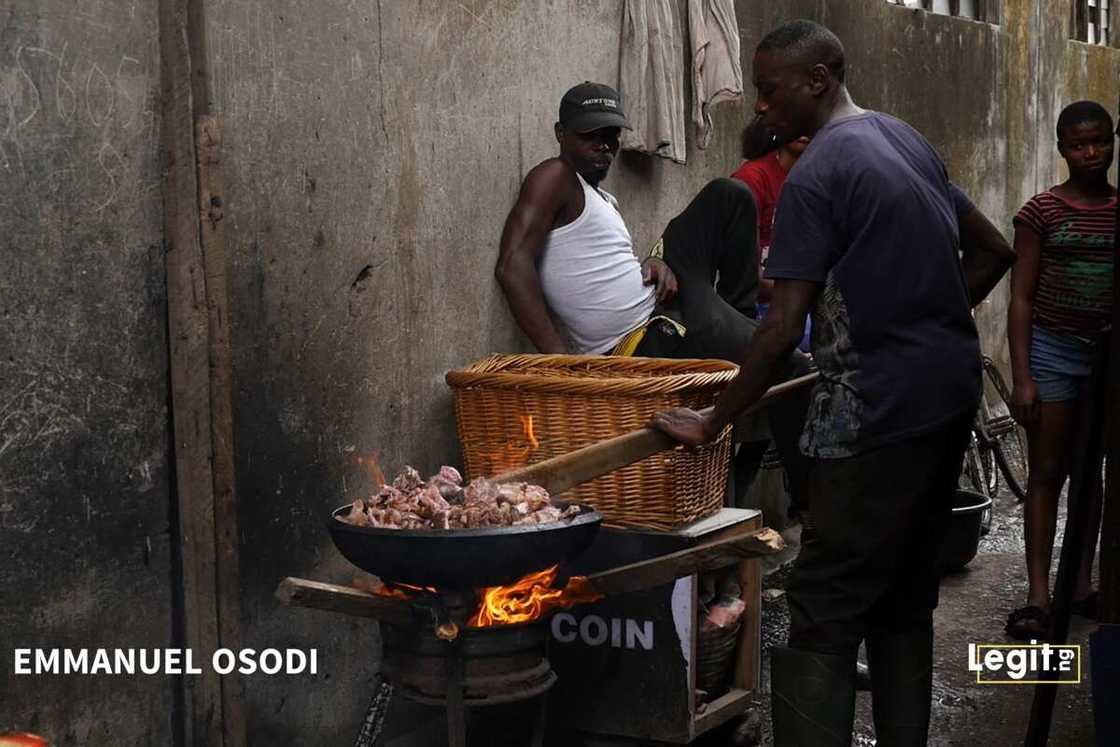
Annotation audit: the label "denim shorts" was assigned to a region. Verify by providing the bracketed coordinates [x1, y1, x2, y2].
[1029, 325, 1094, 402]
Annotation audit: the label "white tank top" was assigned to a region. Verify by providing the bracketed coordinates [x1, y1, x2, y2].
[538, 173, 656, 354]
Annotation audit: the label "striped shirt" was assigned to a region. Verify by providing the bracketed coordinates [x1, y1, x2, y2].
[1013, 190, 1115, 339]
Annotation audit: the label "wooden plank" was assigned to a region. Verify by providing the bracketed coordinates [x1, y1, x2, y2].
[492, 373, 817, 495]
[158, 0, 223, 744]
[690, 688, 751, 740]
[187, 0, 211, 113]
[276, 577, 417, 626]
[585, 529, 783, 597]
[733, 514, 763, 692]
[690, 513, 764, 693]
[195, 114, 246, 747]
[673, 507, 760, 538]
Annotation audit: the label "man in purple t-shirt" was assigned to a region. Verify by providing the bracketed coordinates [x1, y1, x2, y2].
[652, 20, 1015, 746]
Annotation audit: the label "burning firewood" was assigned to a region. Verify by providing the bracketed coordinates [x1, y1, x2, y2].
[338, 465, 581, 530]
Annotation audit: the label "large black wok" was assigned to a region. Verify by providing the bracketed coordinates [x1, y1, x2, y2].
[328, 503, 602, 590]
[326, 374, 815, 590]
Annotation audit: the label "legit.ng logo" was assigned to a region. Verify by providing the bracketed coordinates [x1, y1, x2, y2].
[968, 642, 1081, 684]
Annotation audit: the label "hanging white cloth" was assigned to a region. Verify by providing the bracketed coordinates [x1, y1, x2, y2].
[688, 0, 743, 150]
[618, 0, 687, 164]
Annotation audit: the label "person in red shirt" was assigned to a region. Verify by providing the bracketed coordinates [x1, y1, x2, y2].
[731, 117, 811, 350]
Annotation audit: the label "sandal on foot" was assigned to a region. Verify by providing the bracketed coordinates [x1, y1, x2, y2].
[1072, 592, 1098, 619]
[1005, 605, 1050, 640]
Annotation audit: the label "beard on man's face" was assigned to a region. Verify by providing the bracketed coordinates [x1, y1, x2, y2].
[769, 105, 813, 143]
[580, 163, 610, 185]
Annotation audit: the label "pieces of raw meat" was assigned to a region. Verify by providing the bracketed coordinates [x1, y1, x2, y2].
[339, 465, 580, 530]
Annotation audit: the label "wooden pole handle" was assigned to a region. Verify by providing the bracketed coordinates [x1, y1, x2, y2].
[276, 577, 416, 625]
[492, 372, 817, 496]
[584, 528, 784, 596]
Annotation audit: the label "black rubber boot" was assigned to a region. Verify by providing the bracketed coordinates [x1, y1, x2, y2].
[771, 646, 856, 746]
[865, 627, 934, 747]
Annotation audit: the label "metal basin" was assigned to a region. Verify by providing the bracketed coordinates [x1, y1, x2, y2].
[939, 489, 992, 573]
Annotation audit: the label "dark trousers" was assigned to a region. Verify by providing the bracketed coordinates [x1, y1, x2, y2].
[634, 178, 812, 506]
[786, 413, 973, 656]
[638, 177, 760, 356]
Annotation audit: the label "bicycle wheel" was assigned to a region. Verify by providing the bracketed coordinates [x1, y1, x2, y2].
[971, 392, 1001, 498]
[962, 435, 996, 498]
[981, 357, 1029, 500]
[962, 434, 995, 535]
[992, 430, 1028, 500]
[979, 441, 998, 496]
[962, 444, 982, 493]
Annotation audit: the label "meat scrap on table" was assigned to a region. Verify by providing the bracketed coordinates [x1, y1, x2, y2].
[339, 465, 581, 530]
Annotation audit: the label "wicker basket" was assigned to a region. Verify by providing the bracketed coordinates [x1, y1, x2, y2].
[696, 619, 741, 697]
[444, 354, 736, 530]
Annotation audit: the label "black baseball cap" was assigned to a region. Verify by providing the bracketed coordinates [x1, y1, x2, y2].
[558, 82, 631, 132]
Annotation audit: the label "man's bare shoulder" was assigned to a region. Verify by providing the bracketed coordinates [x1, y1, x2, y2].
[521, 157, 578, 193]
[506, 157, 583, 231]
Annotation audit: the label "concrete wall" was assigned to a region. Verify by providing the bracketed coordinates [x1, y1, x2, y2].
[3, 0, 1120, 744]
[0, 0, 174, 743]
[205, 3, 663, 741]
[206, 1, 1120, 743]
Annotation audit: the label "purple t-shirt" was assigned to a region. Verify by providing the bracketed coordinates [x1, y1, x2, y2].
[765, 111, 981, 458]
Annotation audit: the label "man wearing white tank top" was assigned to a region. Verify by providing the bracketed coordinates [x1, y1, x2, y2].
[497, 81, 778, 363]
[496, 82, 670, 355]
[495, 82, 813, 506]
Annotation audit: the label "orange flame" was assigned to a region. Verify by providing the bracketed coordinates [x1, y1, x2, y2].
[367, 567, 601, 628]
[479, 414, 540, 474]
[520, 414, 539, 448]
[467, 566, 603, 628]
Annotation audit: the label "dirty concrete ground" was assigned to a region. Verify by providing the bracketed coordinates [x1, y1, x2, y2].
[691, 478, 1100, 747]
